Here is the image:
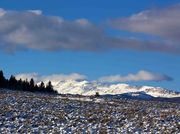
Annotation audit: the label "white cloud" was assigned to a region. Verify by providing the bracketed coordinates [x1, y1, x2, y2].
[98, 70, 173, 83]
[15, 73, 87, 84]
[110, 4, 180, 43]
[27, 10, 42, 15]
[0, 8, 179, 54]
[15, 70, 172, 84]
[0, 8, 6, 17]
[0, 8, 108, 53]
[40, 73, 87, 83]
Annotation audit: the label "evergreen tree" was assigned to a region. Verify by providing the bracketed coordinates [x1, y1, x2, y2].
[39, 81, 45, 90]
[0, 70, 6, 88]
[0, 70, 58, 94]
[29, 78, 35, 92]
[46, 81, 57, 94]
[46, 81, 53, 91]
[16, 78, 23, 90]
[8, 75, 17, 89]
[30, 78, 34, 87]
[34, 84, 39, 91]
[21, 79, 29, 91]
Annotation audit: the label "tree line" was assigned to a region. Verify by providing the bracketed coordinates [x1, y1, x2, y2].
[0, 70, 57, 94]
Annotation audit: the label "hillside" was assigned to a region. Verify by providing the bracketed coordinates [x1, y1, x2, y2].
[0, 89, 179, 133]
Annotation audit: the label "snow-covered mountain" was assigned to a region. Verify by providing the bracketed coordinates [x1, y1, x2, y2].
[44, 80, 180, 98]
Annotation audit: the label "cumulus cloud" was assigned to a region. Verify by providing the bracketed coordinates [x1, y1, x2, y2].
[15, 71, 172, 84]
[0, 8, 109, 53]
[15, 73, 87, 84]
[98, 70, 173, 83]
[0, 8, 179, 54]
[27, 10, 42, 15]
[0, 8, 6, 17]
[110, 4, 180, 50]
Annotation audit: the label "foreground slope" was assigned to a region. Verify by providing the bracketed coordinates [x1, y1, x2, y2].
[0, 89, 179, 133]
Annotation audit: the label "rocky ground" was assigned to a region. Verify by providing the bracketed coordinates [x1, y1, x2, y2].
[0, 89, 179, 134]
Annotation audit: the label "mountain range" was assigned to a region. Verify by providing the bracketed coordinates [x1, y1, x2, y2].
[40, 80, 180, 99]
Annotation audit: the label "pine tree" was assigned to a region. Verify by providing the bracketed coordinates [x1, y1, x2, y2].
[8, 75, 17, 89]
[46, 81, 57, 94]
[39, 81, 45, 90]
[16, 78, 23, 90]
[29, 78, 35, 92]
[18, 79, 30, 91]
[0, 70, 57, 94]
[30, 78, 34, 87]
[46, 81, 53, 90]
[0, 70, 6, 88]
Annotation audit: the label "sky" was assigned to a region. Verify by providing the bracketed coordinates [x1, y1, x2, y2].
[0, 0, 180, 91]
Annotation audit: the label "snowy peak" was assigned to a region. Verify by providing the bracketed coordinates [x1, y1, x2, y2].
[49, 80, 180, 98]
[138, 86, 179, 98]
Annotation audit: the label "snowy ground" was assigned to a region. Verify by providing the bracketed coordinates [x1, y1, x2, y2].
[0, 89, 179, 133]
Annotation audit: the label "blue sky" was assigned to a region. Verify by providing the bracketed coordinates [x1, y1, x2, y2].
[0, 0, 180, 91]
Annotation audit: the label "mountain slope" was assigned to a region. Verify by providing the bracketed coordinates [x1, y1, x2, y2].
[45, 80, 180, 98]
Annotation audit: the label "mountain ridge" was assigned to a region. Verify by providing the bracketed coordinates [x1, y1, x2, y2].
[40, 80, 180, 98]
